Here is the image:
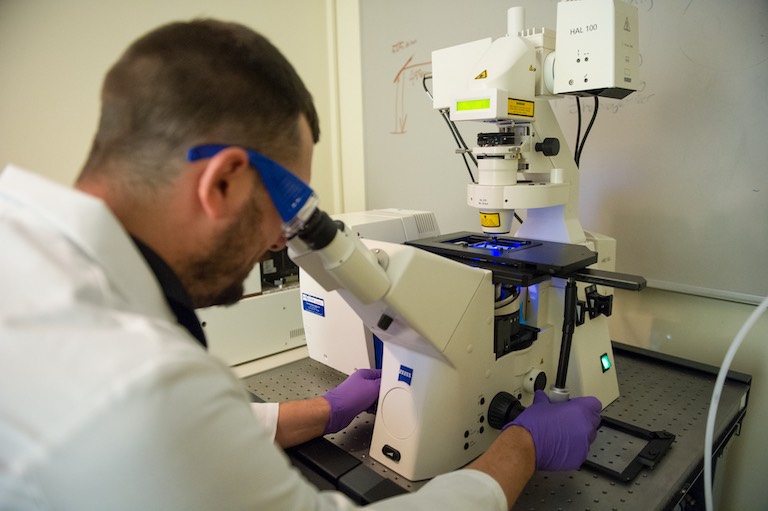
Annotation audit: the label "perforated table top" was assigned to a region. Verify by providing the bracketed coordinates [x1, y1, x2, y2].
[243, 343, 750, 510]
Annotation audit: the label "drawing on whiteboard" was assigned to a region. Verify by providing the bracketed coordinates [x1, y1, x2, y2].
[392, 53, 431, 134]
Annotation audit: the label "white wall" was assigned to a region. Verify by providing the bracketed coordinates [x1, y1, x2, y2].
[0, 0, 342, 212]
[332, 0, 367, 212]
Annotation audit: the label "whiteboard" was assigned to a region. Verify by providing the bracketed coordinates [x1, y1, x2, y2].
[359, 0, 768, 300]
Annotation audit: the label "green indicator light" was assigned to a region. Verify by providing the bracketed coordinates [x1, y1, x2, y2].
[600, 353, 612, 373]
[456, 98, 491, 111]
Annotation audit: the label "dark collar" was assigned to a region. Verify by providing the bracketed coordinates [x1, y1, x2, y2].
[131, 237, 208, 349]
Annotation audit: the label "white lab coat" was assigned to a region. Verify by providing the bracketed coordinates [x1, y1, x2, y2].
[0, 165, 506, 511]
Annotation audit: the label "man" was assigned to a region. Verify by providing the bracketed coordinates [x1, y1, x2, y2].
[0, 19, 601, 510]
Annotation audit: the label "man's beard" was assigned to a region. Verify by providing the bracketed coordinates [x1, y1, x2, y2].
[201, 278, 247, 308]
[185, 196, 264, 309]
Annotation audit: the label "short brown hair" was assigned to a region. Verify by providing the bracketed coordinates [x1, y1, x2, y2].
[79, 19, 319, 187]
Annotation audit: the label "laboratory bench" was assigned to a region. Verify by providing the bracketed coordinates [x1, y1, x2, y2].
[241, 342, 751, 510]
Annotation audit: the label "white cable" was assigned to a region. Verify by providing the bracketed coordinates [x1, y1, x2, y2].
[704, 293, 768, 511]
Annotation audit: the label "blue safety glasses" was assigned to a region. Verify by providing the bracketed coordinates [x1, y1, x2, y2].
[187, 144, 318, 238]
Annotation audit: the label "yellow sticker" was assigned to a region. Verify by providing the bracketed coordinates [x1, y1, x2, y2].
[507, 98, 534, 117]
[475, 70, 488, 80]
[480, 212, 501, 228]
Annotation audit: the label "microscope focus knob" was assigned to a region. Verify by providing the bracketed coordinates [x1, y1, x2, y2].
[535, 137, 560, 156]
[523, 369, 547, 394]
[487, 391, 526, 430]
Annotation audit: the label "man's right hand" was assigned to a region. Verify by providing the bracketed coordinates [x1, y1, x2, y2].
[504, 390, 602, 471]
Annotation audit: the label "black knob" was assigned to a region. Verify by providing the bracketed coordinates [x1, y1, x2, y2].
[535, 137, 560, 156]
[487, 391, 526, 430]
[377, 314, 394, 331]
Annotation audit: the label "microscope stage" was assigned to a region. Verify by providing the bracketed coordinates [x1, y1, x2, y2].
[406, 232, 597, 285]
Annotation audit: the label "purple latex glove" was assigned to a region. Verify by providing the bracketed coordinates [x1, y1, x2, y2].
[504, 390, 602, 471]
[323, 368, 382, 434]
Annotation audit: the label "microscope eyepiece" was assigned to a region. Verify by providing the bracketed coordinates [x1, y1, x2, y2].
[296, 209, 341, 250]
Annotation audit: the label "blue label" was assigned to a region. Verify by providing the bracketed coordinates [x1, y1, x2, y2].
[302, 293, 325, 317]
[398, 365, 414, 385]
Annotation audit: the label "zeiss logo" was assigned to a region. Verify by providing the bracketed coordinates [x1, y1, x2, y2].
[398, 365, 414, 385]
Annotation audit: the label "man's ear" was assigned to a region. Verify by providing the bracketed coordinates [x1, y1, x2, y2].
[196, 147, 253, 220]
